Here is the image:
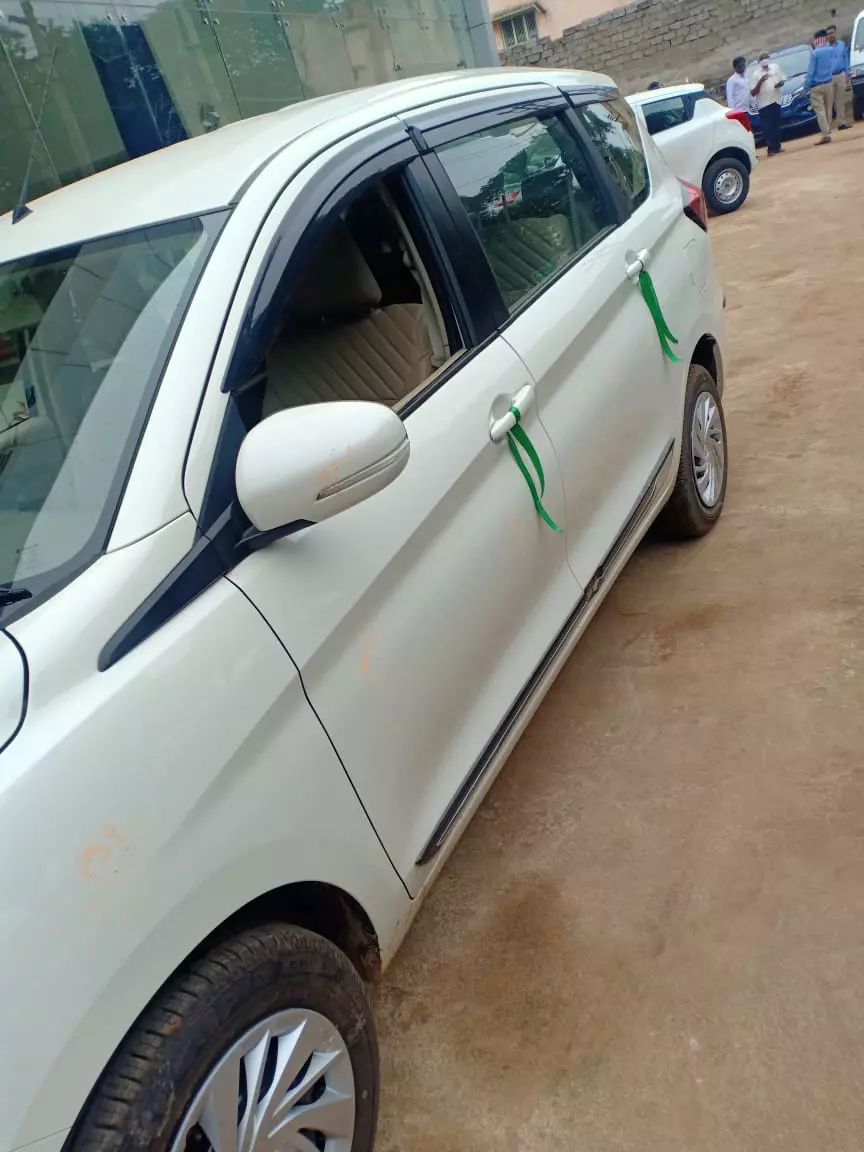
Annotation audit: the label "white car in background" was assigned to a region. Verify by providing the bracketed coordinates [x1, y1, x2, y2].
[629, 83, 757, 214]
[0, 67, 728, 1152]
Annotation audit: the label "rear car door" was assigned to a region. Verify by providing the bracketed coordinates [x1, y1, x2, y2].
[422, 92, 683, 589]
[185, 121, 581, 895]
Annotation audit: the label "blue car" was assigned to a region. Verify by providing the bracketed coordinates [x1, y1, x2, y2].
[747, 44, 818, 144]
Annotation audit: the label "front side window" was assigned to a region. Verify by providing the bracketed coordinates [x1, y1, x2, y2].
[642, 94, 689, 135]
[436, 115, 614, 312]
[575, 99, 650, 213]
[0, 213, 223, 620]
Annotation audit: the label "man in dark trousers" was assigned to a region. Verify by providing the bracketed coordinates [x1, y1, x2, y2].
[751, 52, 785, 155]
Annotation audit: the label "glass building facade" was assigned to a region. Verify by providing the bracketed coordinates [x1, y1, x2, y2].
[0, 0, 493, 214]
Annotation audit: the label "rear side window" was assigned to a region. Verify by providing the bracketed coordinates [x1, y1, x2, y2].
[642, 94, 689, 135]
[575, 100, 649, 212]
[436, 115, 614, 313]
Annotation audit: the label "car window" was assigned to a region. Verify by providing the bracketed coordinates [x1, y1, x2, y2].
[855, 20, 864, 51]
[642, 95, 689, 135]
[241, 172, 465, 423]
[0, 214, 223, 620]
[435, 115, 614, 313]
[574, 99, 649, 213]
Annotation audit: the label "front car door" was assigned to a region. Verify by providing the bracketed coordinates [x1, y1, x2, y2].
[185, 115, 581, 895]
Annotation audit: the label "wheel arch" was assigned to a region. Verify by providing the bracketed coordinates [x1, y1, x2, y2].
[690, 333, 725, 395]
[60, 879, 383, 1152]
[704, 146, 753, 176]
[191, 879, 383, 983]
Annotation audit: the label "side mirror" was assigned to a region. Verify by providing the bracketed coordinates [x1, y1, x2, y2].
[235, 401, 409, 536]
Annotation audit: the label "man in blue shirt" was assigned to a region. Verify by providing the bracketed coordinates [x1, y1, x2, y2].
[806, 30, 837, 142]
[827, 23, 852, 130]
[725, 57, 751, 111]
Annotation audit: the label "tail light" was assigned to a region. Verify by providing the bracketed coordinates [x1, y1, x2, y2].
[726, 108, 753, 133]
[679, 178, 708, 231]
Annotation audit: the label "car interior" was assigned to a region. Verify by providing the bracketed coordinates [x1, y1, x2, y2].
[263, 180, 462, 416]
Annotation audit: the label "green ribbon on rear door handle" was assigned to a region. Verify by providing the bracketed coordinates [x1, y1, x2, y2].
[506, 406, 561, 533]
[638, 268, 680, 362]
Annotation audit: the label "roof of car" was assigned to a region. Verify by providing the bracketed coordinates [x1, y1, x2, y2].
[628, 82, 706, 103]
[0, 66, 612, 261]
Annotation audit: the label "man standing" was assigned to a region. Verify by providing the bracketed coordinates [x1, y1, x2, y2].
[751, 52, 785, 154]
[827, 23, 852, 130]
[726, 56, 751, 112]
[806, 30, 837, 143]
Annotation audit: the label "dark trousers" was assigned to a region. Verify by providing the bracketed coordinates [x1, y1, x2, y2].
[761, 101, 782, 153]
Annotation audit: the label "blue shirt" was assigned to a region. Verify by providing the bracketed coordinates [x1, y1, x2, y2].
[830, 39, 849, 73]
[806, 43, 835, 87]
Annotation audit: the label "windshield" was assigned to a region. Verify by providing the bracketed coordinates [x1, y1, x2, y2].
[855, 20, 864, 51]
[747, 46, 811, 82]
[0, 212, 224, 620]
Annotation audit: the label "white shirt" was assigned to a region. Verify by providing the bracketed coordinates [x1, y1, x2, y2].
[726, 72, 750, 111]
[753, 62, 786, 108]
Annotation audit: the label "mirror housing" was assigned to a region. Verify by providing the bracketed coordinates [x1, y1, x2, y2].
[235, 401, 409, 536]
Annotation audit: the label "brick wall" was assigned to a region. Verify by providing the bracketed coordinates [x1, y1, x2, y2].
[500, 0, 834, 94]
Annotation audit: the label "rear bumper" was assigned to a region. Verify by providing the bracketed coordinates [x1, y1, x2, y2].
[852, 74, 864, 111]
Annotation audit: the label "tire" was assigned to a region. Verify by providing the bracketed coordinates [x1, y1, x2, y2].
[702, 156, 750, 214]
[70, 923, 379, 1152]
[657, 364, 727, 539]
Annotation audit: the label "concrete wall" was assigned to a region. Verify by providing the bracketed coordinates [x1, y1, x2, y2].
[499, 0, 838, 94]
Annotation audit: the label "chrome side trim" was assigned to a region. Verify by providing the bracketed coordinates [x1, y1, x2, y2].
[316, 436, 410, 500]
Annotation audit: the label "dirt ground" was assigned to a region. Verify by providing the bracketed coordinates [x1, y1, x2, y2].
[374, 129, 864, 1151]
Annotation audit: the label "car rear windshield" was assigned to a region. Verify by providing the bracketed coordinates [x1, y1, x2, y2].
[0, 212, 224, 622]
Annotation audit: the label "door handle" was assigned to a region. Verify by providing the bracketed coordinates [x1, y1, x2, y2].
[490, 383, 534, 443]
[625, 247, 650, 281]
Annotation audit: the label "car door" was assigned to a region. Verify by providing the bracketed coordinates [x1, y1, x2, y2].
[639, 92, 714, 186]
[424, 94, 682, 591]
[186, 123, 581, 896]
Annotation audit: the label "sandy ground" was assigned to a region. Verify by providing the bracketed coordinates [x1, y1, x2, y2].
[374, 129, 864, 1151]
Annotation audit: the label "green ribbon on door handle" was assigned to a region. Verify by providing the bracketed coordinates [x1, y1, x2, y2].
[638, 269, 679, 362]
[506, 405, 561, 533]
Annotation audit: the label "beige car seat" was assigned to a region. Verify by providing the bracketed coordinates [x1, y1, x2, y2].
[481, 213, 575, 309]
[264, 221, 434, 415]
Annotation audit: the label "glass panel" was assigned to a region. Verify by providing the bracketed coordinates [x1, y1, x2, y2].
[0, 24, 61, 211]
[116, 0, 241, 136]
[500, 17, 514, 47]
[575, 99, 650, 212]
[0, 1, 128, 199]
[0, 213, 224, 614]
[437, 115, 613, 313]
[210, 4, 305, 114]
[642, 94, 688, 135]
[340, 0, 396, 87]
[523, 8, 536, 37]
[281, 3, 354, 98]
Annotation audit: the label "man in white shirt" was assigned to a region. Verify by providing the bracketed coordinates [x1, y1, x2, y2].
[725, 56, 751, 111]
[751, 52, 786, 155]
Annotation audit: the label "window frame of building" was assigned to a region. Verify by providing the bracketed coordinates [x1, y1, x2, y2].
[497, 8, 539, 48]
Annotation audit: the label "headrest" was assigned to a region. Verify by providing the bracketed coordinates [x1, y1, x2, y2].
[291, 219, 381, 318]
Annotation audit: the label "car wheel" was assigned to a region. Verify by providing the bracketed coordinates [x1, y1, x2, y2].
[70, 923, 378, 1152]
[702, 156, 750, 214]
[657, 364, 727, 539]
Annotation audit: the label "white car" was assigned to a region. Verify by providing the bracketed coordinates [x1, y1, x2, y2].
[628, 83, 757, 214]
[0, 68, 728, 1152]
[852, 10, 864, 121]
